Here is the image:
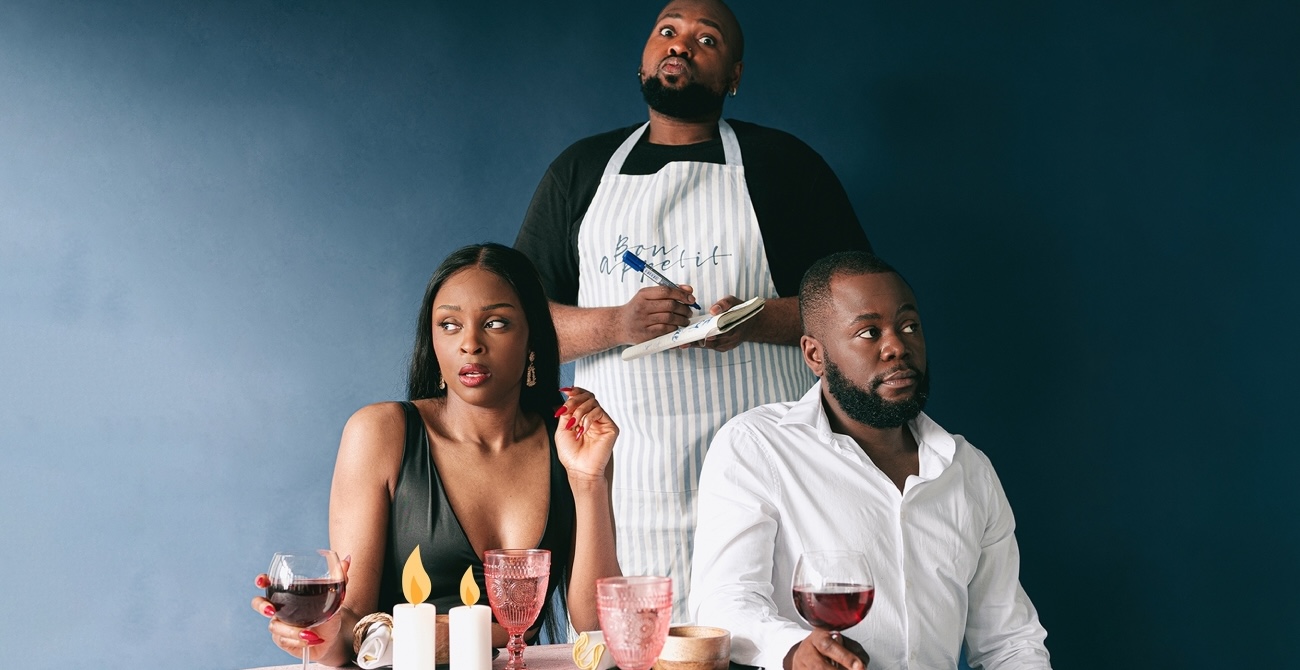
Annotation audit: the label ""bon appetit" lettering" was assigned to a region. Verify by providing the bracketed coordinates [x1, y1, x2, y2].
[597, 235, 733, 280]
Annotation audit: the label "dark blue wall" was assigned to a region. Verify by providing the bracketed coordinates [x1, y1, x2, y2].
[1, 1, 1294, 668]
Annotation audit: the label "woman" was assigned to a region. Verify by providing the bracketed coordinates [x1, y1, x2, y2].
[251, 243, 621, 666]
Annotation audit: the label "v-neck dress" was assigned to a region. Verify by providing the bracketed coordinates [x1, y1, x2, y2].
[376, 401, 574, 623]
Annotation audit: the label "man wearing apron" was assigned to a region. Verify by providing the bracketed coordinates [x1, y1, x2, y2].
[514, 0, 873, 619]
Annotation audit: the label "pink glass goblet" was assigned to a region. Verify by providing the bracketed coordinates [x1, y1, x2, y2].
[596, 576, 673, 670]
[484, 549, 550, 670]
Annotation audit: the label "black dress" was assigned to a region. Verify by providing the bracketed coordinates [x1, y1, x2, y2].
[376, 401, 574, 631]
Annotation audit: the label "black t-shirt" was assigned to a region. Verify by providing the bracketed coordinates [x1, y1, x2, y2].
[514, 119, 872, 303]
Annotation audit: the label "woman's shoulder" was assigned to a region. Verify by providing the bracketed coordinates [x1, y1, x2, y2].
[337, 401, 414, 461]
[345, 400, 409, 430]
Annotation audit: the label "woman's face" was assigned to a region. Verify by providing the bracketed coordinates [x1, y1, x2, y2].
[431, 266, 531, 406]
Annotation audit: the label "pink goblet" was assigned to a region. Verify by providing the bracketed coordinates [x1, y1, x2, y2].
[484, 549, 550, 670]
[595, 576, 673, 670]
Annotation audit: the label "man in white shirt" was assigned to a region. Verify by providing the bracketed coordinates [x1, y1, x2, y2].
[689, 251, 1052, 670]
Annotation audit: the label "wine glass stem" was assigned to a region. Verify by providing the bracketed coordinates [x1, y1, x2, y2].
[506, 632, 527, 670]
[302, 643, 311, 669]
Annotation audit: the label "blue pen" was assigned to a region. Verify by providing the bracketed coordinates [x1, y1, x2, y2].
[622, 251, 702, 310]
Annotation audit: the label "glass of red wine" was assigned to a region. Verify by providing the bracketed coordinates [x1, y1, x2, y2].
[265, 550, 347, 670]
[792, 550, 875, 641]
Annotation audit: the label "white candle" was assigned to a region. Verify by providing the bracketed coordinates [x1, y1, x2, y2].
[449, 604, 492, 670]
[393, 603, 438, 670]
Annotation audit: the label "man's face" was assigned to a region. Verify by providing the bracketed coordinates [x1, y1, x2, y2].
[803, 272, 929, 430]
[639, 0, 743, 119]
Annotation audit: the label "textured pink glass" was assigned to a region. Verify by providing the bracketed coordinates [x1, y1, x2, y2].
[595, 576, 673, 670]
[484, 549, 550, 670]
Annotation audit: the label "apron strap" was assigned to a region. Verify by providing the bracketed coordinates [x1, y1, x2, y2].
[718, 119, 742, 167]
[601, 120, 745, 177]
[603, 123, 650, 177]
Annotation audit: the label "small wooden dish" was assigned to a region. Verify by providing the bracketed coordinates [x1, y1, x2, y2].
[654, 625, 731, 670]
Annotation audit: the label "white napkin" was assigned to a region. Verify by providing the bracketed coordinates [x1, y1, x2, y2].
[356, 620, 393, 669]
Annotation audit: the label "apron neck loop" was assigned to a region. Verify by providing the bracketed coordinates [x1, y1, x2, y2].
[602, 120, 743, 177]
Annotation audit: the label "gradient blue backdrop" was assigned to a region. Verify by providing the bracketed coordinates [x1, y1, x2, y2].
[1, 1, 1295, 668]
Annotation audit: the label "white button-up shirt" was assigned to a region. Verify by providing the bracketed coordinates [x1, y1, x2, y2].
[689, 382, 1051, 670]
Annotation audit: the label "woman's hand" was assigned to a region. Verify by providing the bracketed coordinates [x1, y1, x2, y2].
[250, 557, 352, 662]
[553, 386, 617, 482]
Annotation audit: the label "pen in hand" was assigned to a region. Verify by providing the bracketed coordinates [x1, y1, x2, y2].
[621, 251, 702, 310]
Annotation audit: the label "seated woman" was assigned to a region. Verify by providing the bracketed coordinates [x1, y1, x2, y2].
[251, 243, 621, 666]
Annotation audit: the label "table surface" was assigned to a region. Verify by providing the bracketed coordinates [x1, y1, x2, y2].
[245, 642, 576, 670]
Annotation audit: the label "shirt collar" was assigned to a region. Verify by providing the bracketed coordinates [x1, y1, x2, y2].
[780, 380, 957, 478]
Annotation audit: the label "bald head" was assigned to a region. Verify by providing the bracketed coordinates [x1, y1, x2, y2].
[655, 0, 745, 61]
[799, 251, 906, 337]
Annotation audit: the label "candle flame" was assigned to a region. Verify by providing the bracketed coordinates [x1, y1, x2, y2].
[459, 566, 480, 606]
[402, 545, 431, 605]
[573, 632, 607, 670]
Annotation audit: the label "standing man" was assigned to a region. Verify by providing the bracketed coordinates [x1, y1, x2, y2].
[689, 251, 1052, 669]
[514, 0, 872, 616]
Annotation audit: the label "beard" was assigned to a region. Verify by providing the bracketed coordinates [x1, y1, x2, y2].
[823, 357, 930, 430]
[640, 75, 726, 120]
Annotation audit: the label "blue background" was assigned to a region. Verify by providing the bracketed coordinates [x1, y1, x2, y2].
[1, 1, 1296, 668]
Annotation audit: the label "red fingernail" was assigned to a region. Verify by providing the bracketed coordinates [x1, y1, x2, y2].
[575, 426, 584, 438]
[300, 630, 323, 645]
[255, 575, 269, 588]
[263, 605, 276, 617]
[565, 416, 576, 430]
[560, 387, 573, 392]
[554, 406, 568, 417]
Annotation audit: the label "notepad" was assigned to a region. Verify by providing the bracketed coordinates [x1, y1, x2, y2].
[620, 297, 766, 361]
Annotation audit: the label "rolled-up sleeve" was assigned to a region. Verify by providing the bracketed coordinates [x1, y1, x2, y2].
[689, 423, 809, 670]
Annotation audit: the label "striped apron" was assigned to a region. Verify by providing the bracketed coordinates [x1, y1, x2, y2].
[575, 120, 814, 618]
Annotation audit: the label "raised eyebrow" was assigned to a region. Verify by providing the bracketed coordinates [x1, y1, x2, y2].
[656, 12, 725, 37]
[697, 17, 725, 33]
[434, 302, 518, 312]
[850, 304, 919, 323]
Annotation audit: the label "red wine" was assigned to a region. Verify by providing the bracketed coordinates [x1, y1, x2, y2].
[267, 578, 346, 627]
[793, 584, 874, 631]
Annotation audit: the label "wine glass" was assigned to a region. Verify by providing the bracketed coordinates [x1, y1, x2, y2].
[484, 549, 551, 670]
[595, 576, 673, 670]
[792, 550, 875, 641]
[265, 550, 347, 670]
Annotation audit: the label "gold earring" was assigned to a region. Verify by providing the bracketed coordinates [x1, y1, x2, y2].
[525, 350, 537, 387]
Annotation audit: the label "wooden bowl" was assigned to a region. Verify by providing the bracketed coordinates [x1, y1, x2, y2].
[654, 625, 731, 670]
[435, 614, 449, 664]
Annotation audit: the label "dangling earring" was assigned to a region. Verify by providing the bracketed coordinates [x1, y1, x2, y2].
[525, 350, 537, 387]
[729, 87, 737, 97]
[438, 372, 446, 390]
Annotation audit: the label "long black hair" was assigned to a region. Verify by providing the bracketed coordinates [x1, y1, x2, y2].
[407, 243, 561, 413]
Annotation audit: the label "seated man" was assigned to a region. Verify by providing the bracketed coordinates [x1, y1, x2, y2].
[689, 251, 1051, 670]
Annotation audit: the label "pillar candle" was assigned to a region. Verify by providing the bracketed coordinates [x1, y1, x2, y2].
[393, 603, 437, 670]
[449, 604, 492, 670]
